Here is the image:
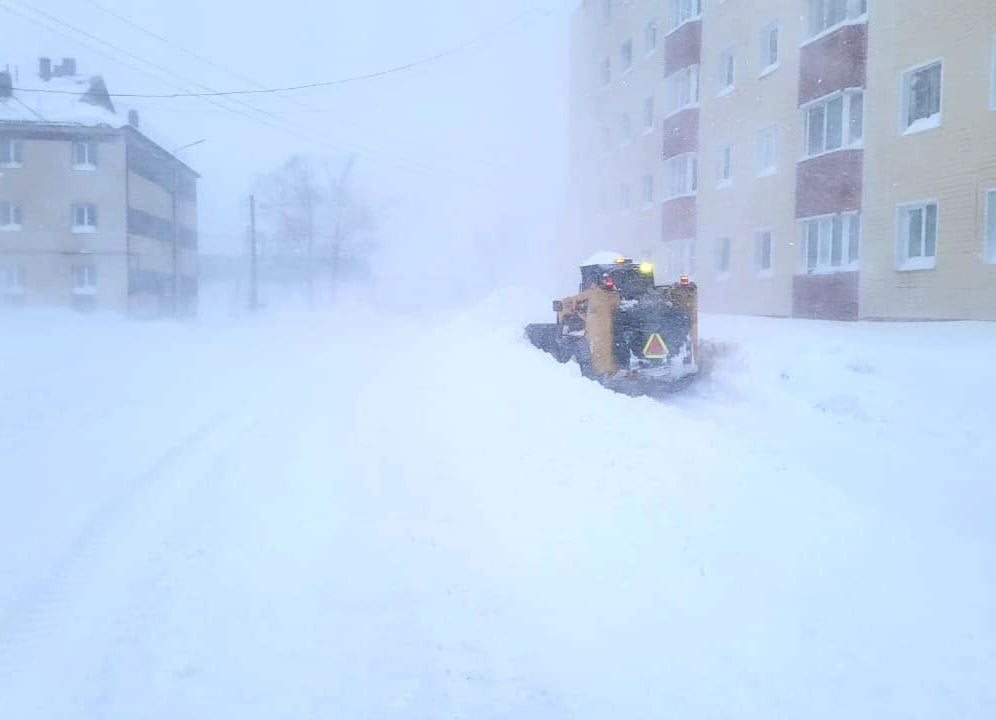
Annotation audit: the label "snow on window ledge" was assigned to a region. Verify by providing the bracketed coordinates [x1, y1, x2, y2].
[755, 269, 775, 279]
[897, 257, 937, 272]
[0, 162, 23, 169]
[756, 167, 778, 178]
[717, 85, 735, 98]
[903, 114, 942, 136]
[800, 15, 869, 49]
[72, 288, 98, 297]
[717, 179, 733, 190]
[74, 163, 97, 172]
[759, 63, 780, 79]
[72, 226, 97, 234]
[0, 224, 22, 232]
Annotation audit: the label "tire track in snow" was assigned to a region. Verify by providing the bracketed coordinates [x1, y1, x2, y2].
[0, 405, 255, 688]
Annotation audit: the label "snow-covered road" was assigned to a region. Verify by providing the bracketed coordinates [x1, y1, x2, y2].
[1, 298, 995, 718]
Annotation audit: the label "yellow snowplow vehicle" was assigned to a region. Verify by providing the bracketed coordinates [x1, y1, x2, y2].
[526, 253, 699, 394]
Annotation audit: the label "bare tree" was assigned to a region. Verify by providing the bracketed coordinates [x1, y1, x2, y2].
[254, 154, 377, 303]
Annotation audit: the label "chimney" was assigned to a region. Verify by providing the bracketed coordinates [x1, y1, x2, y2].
[60, 58, 77, 76]
[128, 109, 140, 128]
[0, 71, 12, 99]
[39, 57, 51, 82]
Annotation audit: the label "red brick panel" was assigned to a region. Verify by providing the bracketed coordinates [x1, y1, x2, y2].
[792, 271, 859, 320]
[799, 24, 867, 104]
[662, 108, 700, 159]
[661, 196, 697, 242]
[665, 21, 701, 75]
[795, 150, 863, 218]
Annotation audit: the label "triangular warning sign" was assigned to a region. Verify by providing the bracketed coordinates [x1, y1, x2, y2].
[643, 333, 669, 359]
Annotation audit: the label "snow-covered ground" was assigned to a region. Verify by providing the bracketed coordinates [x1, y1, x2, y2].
[1, 296, 994, 718]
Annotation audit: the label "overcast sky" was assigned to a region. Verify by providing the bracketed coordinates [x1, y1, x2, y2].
[2, 0, 574, 285]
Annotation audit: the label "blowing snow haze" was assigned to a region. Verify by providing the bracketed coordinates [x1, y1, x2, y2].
[2, 1, 996, 719]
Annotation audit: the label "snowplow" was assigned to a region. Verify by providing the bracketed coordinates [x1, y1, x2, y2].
[525, 253, 699, 395]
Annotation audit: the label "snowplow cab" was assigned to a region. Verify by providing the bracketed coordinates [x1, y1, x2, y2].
[526, 253, 699, 394]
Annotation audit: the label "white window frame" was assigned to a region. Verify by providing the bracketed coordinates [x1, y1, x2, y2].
[896, 200, 938, 271]
[990, 37, 996, 110]
[621, 39, 634, 73]
[803, 89, 864, 158]
[73, 139, 97, 170]
[620, 113, 633, 144]
[717, 143, 733, 188]
[668, 0, 702, 34]
[0, 264, 25, 295]
[664, 65, 700, 117]
[665, 238, 696, 281]
[72, 265, 98, 296]
[0, 201, 23, 231]
[72, 203, 98, 233]
[756, 125, 779, 177]
[620, 183, 632, 213]
[645, 20, 659, 56]
[759, 21, 781, 77]
[802, 212, 861, 274]
[1, 138, 23, 168]
[664, 153, 698, 200]
[755, 229, 774, 277]
[715, 237, 732, 279]
[901, 60, 943, 135]
[642, 174, 655, 207]
[718, 48, 736, 96]
[985, 189, 996, 264]
[805, 0, 867, 43]
[643, 96, 655, 133]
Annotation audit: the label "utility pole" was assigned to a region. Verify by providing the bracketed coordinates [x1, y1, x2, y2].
[249, 194, 259, 312]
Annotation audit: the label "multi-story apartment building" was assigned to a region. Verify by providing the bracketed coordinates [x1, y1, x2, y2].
[569, 0, 996, 320]
[0, 58, 199, 316]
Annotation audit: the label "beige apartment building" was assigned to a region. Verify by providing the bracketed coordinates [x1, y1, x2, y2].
[0, 58, 199, 316]
[569, 0, 996, 320]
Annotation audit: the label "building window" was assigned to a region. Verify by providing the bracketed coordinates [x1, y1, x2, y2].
[665, 239, 696, 281]
[903, 61, 942, 133]
[620, 113, 632, 143]
[897, 201, 937, 270]
[717, 144, 733, 187]
[0, 264, 25, 295]
[755, 230, 773, 274]
[715, 237, 731, 276]
[664, 65, 699, 116]
[669, 0, 702, 32]
[72, 203, 98, 233]
[986, 190, 996, 264]
[808, 0, 865, 38]
[1, 138, 23, 167]
[991, 37, 996, 109]
[0, 202, 23, 230]
[621, 39, 633, 72]
[73, 139, 98, 169]
[665, 153, 698, 199]
[643, 97, 655, 131]
[718, 49, 736, 95]
[601, 58, 611, 87]
[804, 90, 864, 156]
[803, 213, 860, 273]
[759, 22, 780, 75]
[642, 174, 655, 205]
[645, 20, 658, 55]
[72, 265, 98, 295]
[756, 125, 778, 176]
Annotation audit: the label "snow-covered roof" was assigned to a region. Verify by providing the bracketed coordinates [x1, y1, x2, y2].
[0, 70, 187, 172]
[581, 250, 627, 267]
[0, 74, 120, 127]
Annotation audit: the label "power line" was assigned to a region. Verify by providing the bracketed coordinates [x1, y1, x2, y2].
[0, 0, 498, 185]
[10, 6, 550, 99]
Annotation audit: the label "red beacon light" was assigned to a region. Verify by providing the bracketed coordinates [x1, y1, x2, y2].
[679, 275, 690, 286]
[602, 274, 616, 290]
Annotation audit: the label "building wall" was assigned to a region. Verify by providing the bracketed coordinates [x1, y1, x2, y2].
[570, 0, 996, 320]
[860, 0, 996, 319]
[0, 128, 129, 312]
[695, 0, 803, 317]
